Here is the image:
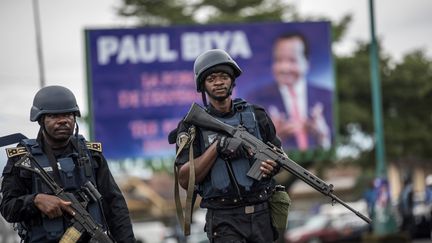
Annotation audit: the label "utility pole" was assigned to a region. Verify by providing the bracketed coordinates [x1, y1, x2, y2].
[368, 0, 397, 236]
[32, 0, 46, 88]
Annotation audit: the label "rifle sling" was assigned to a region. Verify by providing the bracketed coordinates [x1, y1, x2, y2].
[174, 126, 196, 236]
[41, 139, 63, 186]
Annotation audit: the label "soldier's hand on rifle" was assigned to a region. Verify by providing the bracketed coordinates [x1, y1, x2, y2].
[216, 134, 251, 160]
[34, 193, 75, 219]
[260, 159, 277, 178]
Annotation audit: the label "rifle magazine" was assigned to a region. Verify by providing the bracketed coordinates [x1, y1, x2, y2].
[60, 226, 82, 243]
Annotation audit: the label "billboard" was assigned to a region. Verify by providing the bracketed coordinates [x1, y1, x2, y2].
[85, 21, 334, 160]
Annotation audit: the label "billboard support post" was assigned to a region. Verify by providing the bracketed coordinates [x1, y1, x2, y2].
[368, 0, 397, 235]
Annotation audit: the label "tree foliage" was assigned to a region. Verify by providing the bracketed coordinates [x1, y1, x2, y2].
[383, 51, 432, 160]
[117, 0, 196, 26]
[337, 42, 432, 167]
[117, 0, 293, 25]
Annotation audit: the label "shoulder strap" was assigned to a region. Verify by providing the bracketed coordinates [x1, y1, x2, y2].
[233, 97, 247, 106]
[174, 126, 196, 236]
[71, 135, 100, 178]
[233, 98, 247, 111]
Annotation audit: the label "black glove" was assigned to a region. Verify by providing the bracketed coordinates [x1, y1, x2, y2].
[216, 134, 249, 160]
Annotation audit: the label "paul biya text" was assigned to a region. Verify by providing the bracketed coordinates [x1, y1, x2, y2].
[96, 30, 252, 65]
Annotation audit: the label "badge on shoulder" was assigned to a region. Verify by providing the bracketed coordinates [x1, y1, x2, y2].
[6, 147, 28, 158]
[176, 132, 191, 148]
[86, 142, 102, 152]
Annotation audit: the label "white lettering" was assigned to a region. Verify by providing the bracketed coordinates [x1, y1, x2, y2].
[181, 33, 201, 61]
[117, 35, 139, 64]
[97, 36, 118, 65]
[207, 31, 231, 50]
[181, 30, 252, 61]
[158, 34, 178, 62]
[228, 31, 252, 58]
[136, 35, 157, 62]
[95, 30, 252, 65]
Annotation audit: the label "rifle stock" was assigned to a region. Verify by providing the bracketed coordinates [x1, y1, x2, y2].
[183, 103, 371, 224]
[15, 154, 114, 243]
[184, 103, 236, 135]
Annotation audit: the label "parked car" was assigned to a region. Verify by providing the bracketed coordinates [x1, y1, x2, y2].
[286, 211, 309, 231]
[331, 214, 369, 242]
[285, 214, 341, 243]
[133, 220, 167, 243]
[284, 209, 369, 242]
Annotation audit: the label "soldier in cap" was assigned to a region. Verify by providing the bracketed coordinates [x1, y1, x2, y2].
[172, 49, 289, 242]
[0, 85, 135, 242]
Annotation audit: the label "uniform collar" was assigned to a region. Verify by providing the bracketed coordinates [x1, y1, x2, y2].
[207, 101, 235, 118]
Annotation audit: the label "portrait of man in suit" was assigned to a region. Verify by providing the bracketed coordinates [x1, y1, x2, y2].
[248, 32, 333, 150]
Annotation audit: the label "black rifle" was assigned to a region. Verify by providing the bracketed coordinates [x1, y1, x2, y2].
[183, 103, 371, 224]
[0, 133, 27, 147]
[14, 153, 114, 243]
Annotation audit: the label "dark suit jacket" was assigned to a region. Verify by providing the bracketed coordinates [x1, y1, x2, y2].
[247, 82, 333, 149]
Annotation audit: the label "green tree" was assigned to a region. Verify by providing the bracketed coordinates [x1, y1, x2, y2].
[117, 0, 294, 25]
[336, 43, 432, 202]
[116, 0, 350, 41]
[194, 0, 295, 23]
[116, 0, 195, 26]
[383, 50, 432, 160]
[336, 42, 376, 167]
[337, 42, 432, 169]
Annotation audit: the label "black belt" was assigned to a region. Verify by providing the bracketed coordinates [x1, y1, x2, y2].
[208, 201, 268, 214]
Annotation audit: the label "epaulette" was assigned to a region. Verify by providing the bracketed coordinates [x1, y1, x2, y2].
[86, 142, 102, 152]
[5, 147, 28, 158]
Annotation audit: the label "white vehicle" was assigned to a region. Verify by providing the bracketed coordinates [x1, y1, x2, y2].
[132, 220, 167, 243]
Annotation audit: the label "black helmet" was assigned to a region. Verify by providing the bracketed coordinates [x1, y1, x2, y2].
[193, 49, 242, 92]
[30, 85, 81, 122]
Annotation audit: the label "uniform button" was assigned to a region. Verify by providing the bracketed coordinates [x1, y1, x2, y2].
[259, 194, 262, 198]
[221, 199, 225, 202]
[213, 232, 217, 236]
[234, 199, 237, 203]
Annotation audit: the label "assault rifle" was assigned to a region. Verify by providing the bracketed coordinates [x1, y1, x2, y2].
[14, 153, 114, 243]
[183, 103, 371, 224]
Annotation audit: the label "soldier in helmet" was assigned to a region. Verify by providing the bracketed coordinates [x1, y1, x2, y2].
[0, 85, 135, 242]
[173, 49, 288, 242]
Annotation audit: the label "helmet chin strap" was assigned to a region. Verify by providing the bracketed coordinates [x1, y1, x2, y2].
[39, 116, 50, 140]
[201, 92, 208, 107]
[227, 82, 235, 96]
[74, 118, 87, 162]
[74, 117, 79, 138]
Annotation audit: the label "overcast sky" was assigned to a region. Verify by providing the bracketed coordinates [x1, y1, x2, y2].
[1, 0, 431, 164]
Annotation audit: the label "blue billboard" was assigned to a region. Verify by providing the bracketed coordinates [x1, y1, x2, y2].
[85, 21, 334, 160]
